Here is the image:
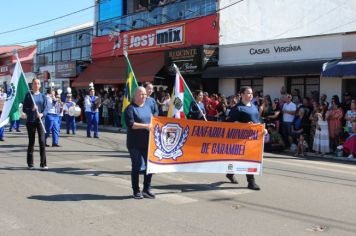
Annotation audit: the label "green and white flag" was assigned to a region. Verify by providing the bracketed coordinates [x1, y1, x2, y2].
[0, 58, 29, 128]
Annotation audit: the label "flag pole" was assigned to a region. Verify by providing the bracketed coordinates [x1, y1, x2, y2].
[13, 49, 46, 133]
[173, 64, 207, 121]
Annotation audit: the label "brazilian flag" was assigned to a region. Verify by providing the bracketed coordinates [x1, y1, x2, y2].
[121, 55, 138, 128]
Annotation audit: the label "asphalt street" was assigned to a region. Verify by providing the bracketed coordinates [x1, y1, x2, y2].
[1, 126, 356, 236]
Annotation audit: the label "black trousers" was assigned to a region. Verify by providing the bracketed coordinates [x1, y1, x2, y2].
[128, 147, 152, 193]
[26, 122, 47, 167]
[227, 174, 256, 182]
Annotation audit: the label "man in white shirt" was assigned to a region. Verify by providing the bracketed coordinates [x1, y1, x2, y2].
[85, 87, 101, 138]
[282, 94, 296, 147]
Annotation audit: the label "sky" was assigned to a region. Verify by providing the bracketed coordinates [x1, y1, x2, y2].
[0, 0, 94, 46]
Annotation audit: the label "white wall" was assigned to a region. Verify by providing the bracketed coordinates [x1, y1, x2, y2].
[320, 76, 342, 100]
[220, 0, 356, 45]
[219, 78, 235, 96]
[263, 77, 285, 99]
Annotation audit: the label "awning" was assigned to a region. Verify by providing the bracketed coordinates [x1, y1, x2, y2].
[72, 52, 164, 87]
[202, 60, 327, 78]
[321, 59, 356, 77]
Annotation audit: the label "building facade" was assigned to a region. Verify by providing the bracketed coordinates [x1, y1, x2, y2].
[73, 0, 219, 91]
[35, 22, 93, 91]
[212, 0, 356, 99]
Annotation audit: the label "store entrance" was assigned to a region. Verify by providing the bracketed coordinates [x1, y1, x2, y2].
[343, 79, 356, 97]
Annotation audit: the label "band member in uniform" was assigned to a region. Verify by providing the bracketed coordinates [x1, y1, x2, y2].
[63, 92, 76, 135]
[56, 89, 64, 133]
[124, 86, 154, 199]
[226, 86, 267, 190]
[85, 86, 101, 138]
[0, 87, 6, 141]
[45, 88, 61, 147]
[23, 78, 48, 170]
[9, 108, 21, 132]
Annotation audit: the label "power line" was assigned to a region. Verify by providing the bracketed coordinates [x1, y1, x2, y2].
[0, 5, 95, 36]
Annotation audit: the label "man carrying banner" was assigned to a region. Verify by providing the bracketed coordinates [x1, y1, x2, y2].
[124, 86, 154, 199]
[226, 86, 267, 190]
[23, 78, 48, 170]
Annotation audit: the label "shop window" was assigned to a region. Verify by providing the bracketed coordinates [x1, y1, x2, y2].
[71, 48, 81, 60]
[236, 78, 263, 95]
[288, 77, 319, 98]
[61, 50, 71, 61]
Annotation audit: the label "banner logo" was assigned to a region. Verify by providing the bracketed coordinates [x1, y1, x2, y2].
[6, 83, 16, 101]
[154, 123, 189, 160]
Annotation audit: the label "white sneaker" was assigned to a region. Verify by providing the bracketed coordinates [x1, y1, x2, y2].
[40, 166, 49, 171]
[28, 166, 35, 170]
[347, 154, 354, 159]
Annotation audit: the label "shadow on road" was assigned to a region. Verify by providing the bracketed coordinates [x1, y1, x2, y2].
[154, 181, 248, 194]
[28, 194, 132, 201]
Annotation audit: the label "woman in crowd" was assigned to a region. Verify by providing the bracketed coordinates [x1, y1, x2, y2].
[188, 90, 206, 120]
[309, 101, 319, 149]
[313, 102, 330, 155]
[124, 87, 154, 199]
[102, 94, 110, 125]
[327, 95, 344, 151]
[216, 95, 227, 122]
[266, 98, 281, 130]
[156, 92, 170, 116]
[261, 95, 273, 123]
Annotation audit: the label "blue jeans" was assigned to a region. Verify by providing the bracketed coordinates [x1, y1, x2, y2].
[282, 122, 293, 146]
[9, 120, 20, 131]
[86, 112, 99, 137]
[65, 114, 76, 134]
[0, 126, 4, 139]
[45, 114, 59, 145]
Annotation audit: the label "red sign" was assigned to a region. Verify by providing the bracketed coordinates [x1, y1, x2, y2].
[92, 14, 219, 59]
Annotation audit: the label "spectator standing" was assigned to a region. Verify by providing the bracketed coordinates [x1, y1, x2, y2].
[313, 102, 330, 155]
[327, 95, 344, 151]
[282, 94, 297, 147]
[345, 99, 356, 134]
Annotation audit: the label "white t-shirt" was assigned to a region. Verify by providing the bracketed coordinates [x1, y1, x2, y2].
[161, 98, 170, 112]
[282, 102, 297, 122]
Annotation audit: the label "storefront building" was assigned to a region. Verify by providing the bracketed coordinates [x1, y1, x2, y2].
[73, 0, 219, 90]
[0, 45, 36, 90]
[35, 22, 93, 91]
[204, 33, 356, 99]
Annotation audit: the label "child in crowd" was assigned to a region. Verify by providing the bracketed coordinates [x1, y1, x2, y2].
[295, 134, 308, 157]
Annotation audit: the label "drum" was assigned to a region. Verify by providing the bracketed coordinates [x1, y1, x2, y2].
[69, 106, 81, 117]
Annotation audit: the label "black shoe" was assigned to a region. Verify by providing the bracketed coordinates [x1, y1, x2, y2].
[28, 165, 35, 170]
[45, 144, 50, 147]
[94, 136, 99, 139]
[87, 136, 91, 138]
[226, 174, 238, 184]
[142, 190, 156, 199]
[66, 131, 70, 134]
[52, 144, 60, 147]
[16, 130, 21, 132]
[0, 138, 4, 141]
[247, 182, 261, 191]
[133, 192, 143, 199]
